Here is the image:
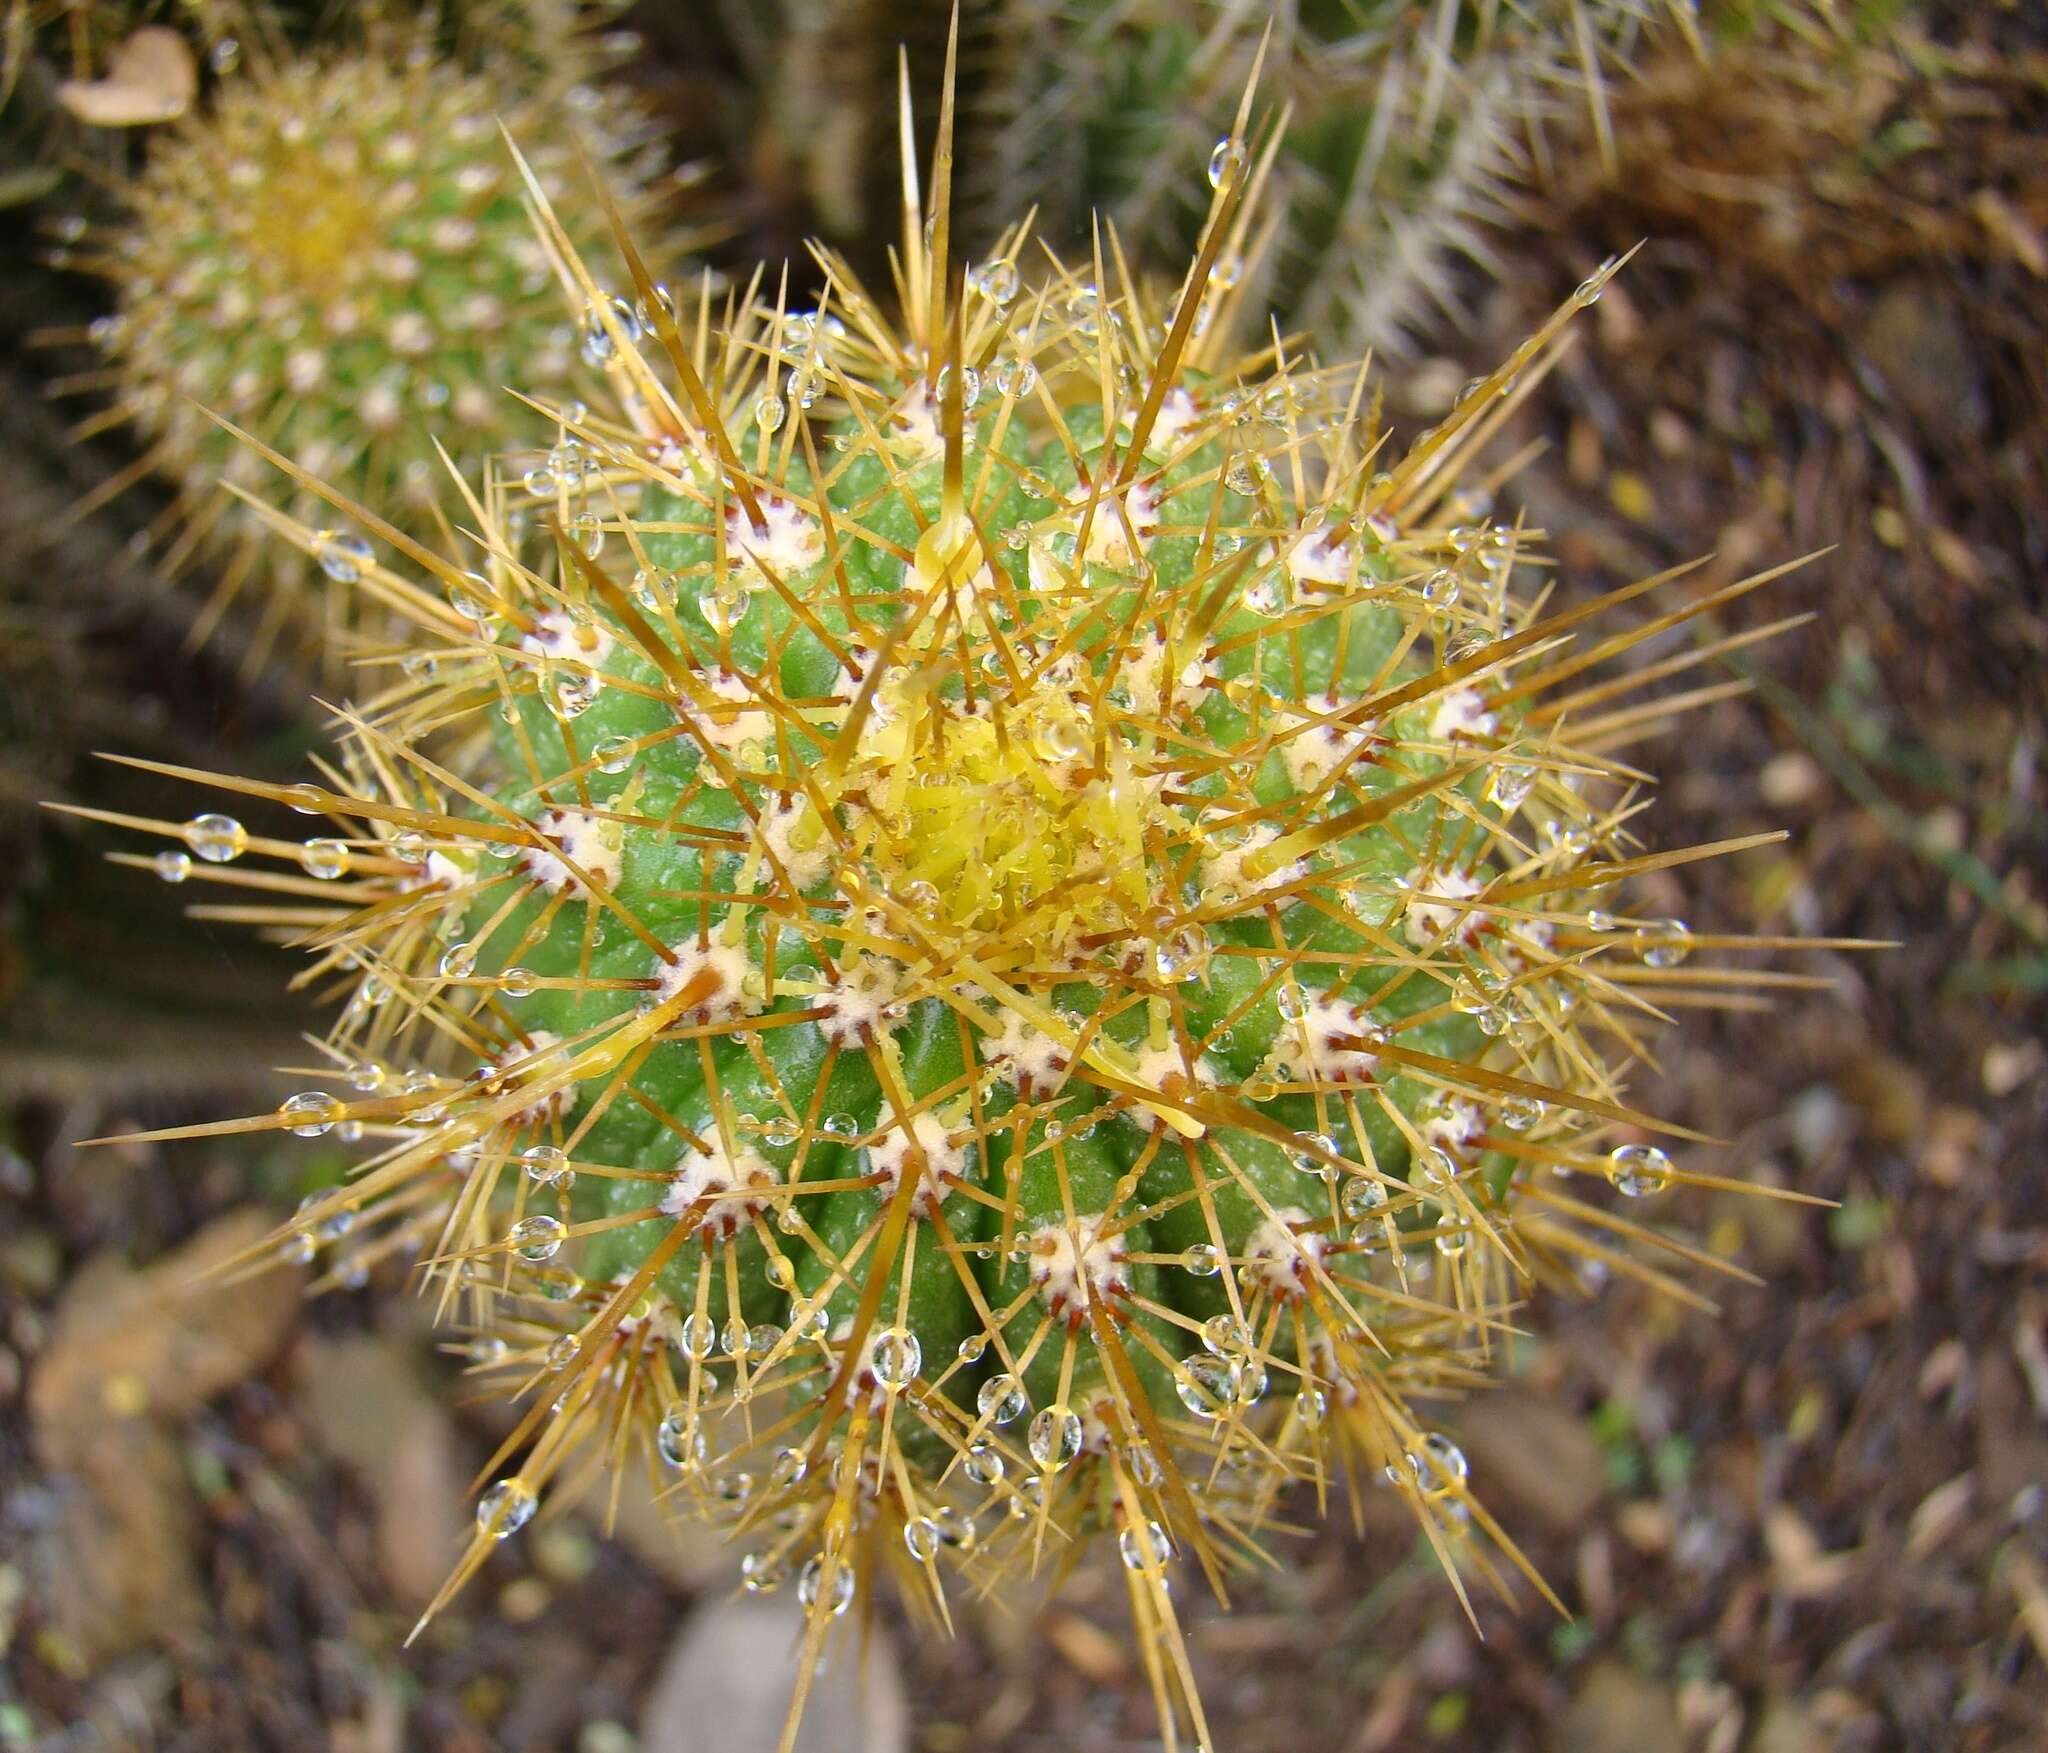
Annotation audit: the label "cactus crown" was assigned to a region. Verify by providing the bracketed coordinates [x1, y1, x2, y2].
[87, 35, 1831, 1753]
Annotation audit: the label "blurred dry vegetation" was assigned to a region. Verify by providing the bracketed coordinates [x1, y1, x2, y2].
[1, 2, 2044, 1750]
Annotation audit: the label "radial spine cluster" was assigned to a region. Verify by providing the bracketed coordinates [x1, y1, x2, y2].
[86, 49, 1830, 1753]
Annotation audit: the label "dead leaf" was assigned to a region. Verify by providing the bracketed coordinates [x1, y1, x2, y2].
[1764, 1506, 1857, 1600]
[1903, 1472, 1974, 1561]
[55, 26, 196, 127]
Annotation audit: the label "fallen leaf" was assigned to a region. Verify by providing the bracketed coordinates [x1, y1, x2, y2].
[55, 26, 195, 127]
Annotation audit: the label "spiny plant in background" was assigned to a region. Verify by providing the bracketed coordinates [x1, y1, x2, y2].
[973, 0, 1688, 356]
[41, 4, 687, 681]
[1541, 1, 2009, 302]
[73, 36, 1859, 1752]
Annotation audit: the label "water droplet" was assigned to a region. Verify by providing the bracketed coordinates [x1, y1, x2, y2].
[656, 1409, 692, 1467]
[545, 1335, 579, 1371]
[1421, 1432, 1469, 1494]
[1176, 1353, 1237, 1418]
[569, 512, 604, 558]
[316, 530, 374, 584]
[1028, 1405, 1083, 1470]
[1340, 1177, 1388, 1220]
[1207, 137, 1248, 189]
[740, 1549, 787, 1592]
[1151, 925, 1212, 984]
[965, 1439, 1005, 1485]
[154, 849, 193, 884]
[439, 941, 477, 978]
[520, 1145, 568, 1185]
[507, 1215, 565, 1261]
[1635, 918, 1693, 968]
[1201, 1314, 1250, 1355]
[1181, 1242, 1222, 1277]
[824, 1112, 860, 1139]
[870, 1327, 921, 1390]
[956, 1332, 988, 1365]
[976, 258, 1020, 305]
[1120, 1520, 1172, 1571]
[903, 1516, 942, 1562]
[1488, 763, 1536, 810]
[500, 967, 538, 999]
[977, 1373, 1027, 1425]
[769, 1445, 807, 1488]
[477, 1477, 537, 1538]
[678, 1311, 718, 1358]
[298, 837, 349, 880]
[753, 393, 786, 434]
[1502, 1094, 1545, 1131]
[1608, 1143, 1673, 1197]
[797, 1554, 855, 1616]
[551, 668, 602, 719]
[1574, 273, 1605, 307]
[184, 813, 247, 863]
[279, 1091, 339, 1138]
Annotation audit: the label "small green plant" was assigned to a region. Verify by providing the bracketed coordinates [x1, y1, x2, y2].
[53, 11, 680, 679]
[82, 39, 1838, 1751]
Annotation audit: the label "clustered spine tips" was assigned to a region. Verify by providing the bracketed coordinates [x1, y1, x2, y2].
[83, 38, 1827, 1753]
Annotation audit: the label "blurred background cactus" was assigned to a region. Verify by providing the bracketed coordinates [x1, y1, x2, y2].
[971, 0, 1679, 356]
[41, 5, 687, 682]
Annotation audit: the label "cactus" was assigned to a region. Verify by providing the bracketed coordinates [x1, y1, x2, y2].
[973, 0, 1686, 356]
[51, 10, 678, 680]
[79, 45, 1840, 1751]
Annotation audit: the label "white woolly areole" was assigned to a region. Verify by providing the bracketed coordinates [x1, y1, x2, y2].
[1029, 1211, 1129, 1325]
[521, 808, 622, 896]
[1429, 687, 1499, 743]
[1200, 823, 1309, 907]
[1075, 478, 1160, 569]
[751, 793, 832, 891]
[1500, 915, 1556, 970]
[814, 957, 904, 1047]
[1285, 526, 1355, 588]
[722, 492, 823, 584]
[649, 939, 761, 1024]
[885, 381, 944, 460]
[867, 1111, 964, 1216]
[1270, 998, 1384, 1087]
[680, 668, 773, 773]
[1419, 1095, 1486, 1153]
[1115, 631, 1214, 719]
[520, 610, 615, 668]
[401, 846, 473, 893]
[1146, 386, 1202, 457]
[1280, 694, 1380, 792]
[475, 1029, 576, 1126]
[1130, 1045, 1217, 1136]
[1030, 481, 1162, 588]
[980, 1011, 1072, 1097]
[659, 1141, 781, 1238]
[1401, 865, 1490, 946]
[1245, 1207, 1324, 1299]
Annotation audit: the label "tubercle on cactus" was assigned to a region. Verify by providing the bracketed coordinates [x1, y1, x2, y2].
[68, 33, 1876, 1753]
